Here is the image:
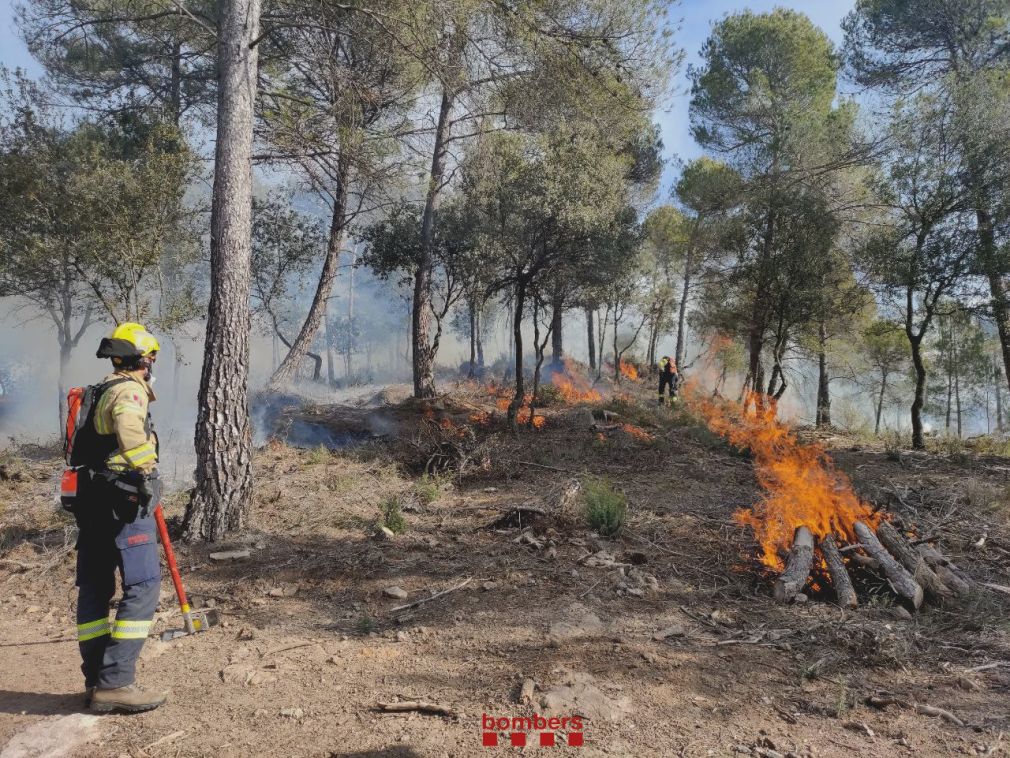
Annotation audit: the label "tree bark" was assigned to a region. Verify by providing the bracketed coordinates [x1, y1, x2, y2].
[773, 526, 814, 603]
[550, 289, 563, 367]
[909, 332, 927, 450]
[876, 522, 952, 600]
[269, 155, 348, 387]
[412, 87, 453, 399]
[995, 359, 1004, 433]
[585, 308, 596, 371]
[854, 522, 923, 608]
[509, 277, 527, 426]
[675, 219, 698, 370]
[344, 248, 356, 381]
[468, 301, 477, 378]
[475, 306, 484, 368]
[875, 370, 888, 436]
[184, 0, 260, 542]
[815, 321, 830, 428]
[820, 535, 857, 609]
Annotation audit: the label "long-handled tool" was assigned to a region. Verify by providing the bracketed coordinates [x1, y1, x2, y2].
[154, 504, 218, 641]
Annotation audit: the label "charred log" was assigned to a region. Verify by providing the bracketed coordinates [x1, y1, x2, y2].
[774, 526, 815, 603]
[854, 521, 923, 608]
[876, 522, 953, 600]
[820, 535, 858, 609]
[917, 543, 972, 597]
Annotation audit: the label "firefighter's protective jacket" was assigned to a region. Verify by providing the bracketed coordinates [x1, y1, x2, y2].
[93, 372, 158, 473]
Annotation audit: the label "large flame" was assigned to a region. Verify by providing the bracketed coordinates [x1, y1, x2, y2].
[684, 383, 882, 571]
[618, 359, 639, 381]
[551, 357, 602, 402]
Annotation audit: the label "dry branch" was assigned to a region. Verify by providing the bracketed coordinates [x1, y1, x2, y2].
[774, 526, 815, 603]
[375, 701, 457, 718]
[388, 577, 472, 614]
[848, 553, 880, 571]
[854, 522, 923, 608]
[917, 544, 972, 596]
[876, 522, 952, 600]
[820, 536, 857, 609]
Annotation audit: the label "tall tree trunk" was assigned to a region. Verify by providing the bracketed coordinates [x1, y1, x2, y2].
[975, 207, 1010, 401]
[468, 302, 476, 378]
[995, 359, 1004, 433]
[412, 87, 453, 399]
[675, 219, 699, 369]
[815, 321, 830, 428]
[585, 308, 596, 371]
[184, 0, 260, 541]
[596, 307, 609, 380]
[344, 249, 356, 381]
[475, 306, 484, 368]
[550, 289, 563, 367]
[325, 300, 335, 386]
[875, 371, 887, 436]
[955, 365, 962, 438]
[909, 333, 927, 450]
[509, 277, 527, 426]
[58, 340, 71, 436]
[270, 156, 349, 387]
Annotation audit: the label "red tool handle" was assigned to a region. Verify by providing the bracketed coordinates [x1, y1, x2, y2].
[154, 504, 195, 631]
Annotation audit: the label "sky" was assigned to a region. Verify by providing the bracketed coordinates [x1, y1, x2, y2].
[1, 0, 856, 170]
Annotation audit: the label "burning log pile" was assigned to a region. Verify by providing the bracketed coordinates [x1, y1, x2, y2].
[687, 386, 972, 610]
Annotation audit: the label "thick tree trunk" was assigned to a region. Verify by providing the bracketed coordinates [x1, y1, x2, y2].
[585, 308, 596, 371]
[58, 340, 71, 436]
[270, 156, 348, 387]
[550, 290, 563, 367]
[184, 0, 260, 542]
[909, 333, 927, 450]
[995, 360, 1004, 433]
[596, 307, 609, 380]
[325, 301, 335, 386]
[475, 306, 484, 368]
[412, 87, 453, 399]
[815, 321, 830, 428]
[344, 249, 356, 381]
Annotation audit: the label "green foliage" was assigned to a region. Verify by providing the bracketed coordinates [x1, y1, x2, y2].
[380, 497, 407, 534]
[355, 613, 377, 635]
[533, 383, 563, 407]
[412, 475, 441, 506]
[304, 444, 330, 465]
[582, 478, 627, 536]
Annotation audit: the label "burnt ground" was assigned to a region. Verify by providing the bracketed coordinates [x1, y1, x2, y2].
[2, 381, 1010, 757]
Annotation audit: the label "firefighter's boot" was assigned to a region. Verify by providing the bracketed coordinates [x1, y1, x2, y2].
[90, 684, 168, 713]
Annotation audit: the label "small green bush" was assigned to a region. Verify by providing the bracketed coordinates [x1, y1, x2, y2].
[305, 444, 330, 465]
[583, 478, 627, 537]
[533, 383, 563, 407]
[380, 497, 407, 534]
[413, 475, 441, 506]
[356, 613, 377, 634]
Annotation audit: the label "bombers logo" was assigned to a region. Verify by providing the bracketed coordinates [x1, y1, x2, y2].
[481, 713, 585, 747]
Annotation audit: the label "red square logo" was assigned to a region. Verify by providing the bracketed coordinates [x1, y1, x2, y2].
[540, 732, 556, 746]
[482, 732, 497, 747]
[510, 732, 526, 747]
[568, 732, 585, 747]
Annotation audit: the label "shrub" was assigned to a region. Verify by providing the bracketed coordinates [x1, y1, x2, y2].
[413, 475, 441, 506]
[380, 497, 407, 534]
[305, 444, 330, 465]
[583, 478, 627, 537]
[533, 383, 563, 407]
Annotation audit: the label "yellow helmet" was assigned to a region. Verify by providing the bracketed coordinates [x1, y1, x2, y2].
[111, 323, 160, 357]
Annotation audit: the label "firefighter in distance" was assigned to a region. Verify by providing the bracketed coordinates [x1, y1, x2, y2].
[658, 356, 680, 406]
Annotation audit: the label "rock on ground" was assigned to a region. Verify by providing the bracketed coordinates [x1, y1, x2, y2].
[540, 671, 633, 723]
[1, 714, 102, 758]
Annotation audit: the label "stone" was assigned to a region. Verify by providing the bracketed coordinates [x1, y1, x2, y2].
[267, 584, 299, 598]
[482, 581, 497, 592]
[519, 678, 536, 704]
[209, 549, 251, 562]
[376, 526, 396, 540]
[548, 604, 606, 645]
[384, 586, 408, 600]
[280, 707, 304, 719]
[540, 671, 632, 722]
[0, 713, 102, 758]
[652, 624, 686, 641]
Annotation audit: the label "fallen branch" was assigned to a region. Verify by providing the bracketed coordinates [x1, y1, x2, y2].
[876, 522, 952, 600]
[865, 695, 965, 727]
[820, 535, 858, 609]
[854, 522, 923, 608]
[388, 577, 472, 614]
[774, 526, 815, 603]
[375, 701, 457, 718]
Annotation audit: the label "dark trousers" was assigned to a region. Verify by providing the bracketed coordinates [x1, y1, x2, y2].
[658, 373, 678, 401]
[76, 506, 160, 689]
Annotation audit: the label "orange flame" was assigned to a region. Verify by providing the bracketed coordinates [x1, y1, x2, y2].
[621, 423, 653, 442]
[469, 411, 491, 426]
[551, 357, 602, 403]
[684, 382, 882, 571]
[618, 359, 639, 381]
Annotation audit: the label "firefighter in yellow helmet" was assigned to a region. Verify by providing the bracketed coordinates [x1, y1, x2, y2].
[658, 356, 680, 406]
[73, 322, 167, 713]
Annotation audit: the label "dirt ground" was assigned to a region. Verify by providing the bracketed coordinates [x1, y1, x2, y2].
[2, 380, 1010, 757]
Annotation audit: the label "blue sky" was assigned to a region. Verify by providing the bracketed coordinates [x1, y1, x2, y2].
[0, 0, 855, 178]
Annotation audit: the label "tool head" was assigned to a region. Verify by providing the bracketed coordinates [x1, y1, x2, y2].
[160, 608, 219, 641]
